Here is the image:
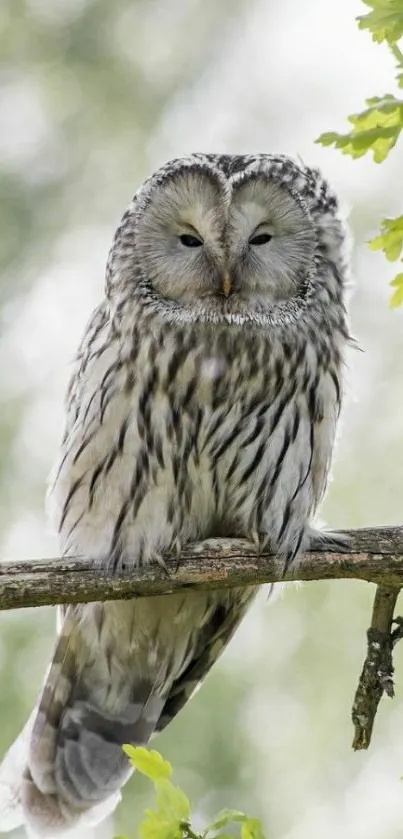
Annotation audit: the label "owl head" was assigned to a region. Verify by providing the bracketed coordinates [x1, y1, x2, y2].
[106, 153, 348, 325]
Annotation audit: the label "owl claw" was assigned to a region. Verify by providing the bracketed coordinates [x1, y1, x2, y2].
[168, 538, 182, 573]
[151, 553, 171, 578]
[249, 530, 271, 555]
[250, 530, 260, 551]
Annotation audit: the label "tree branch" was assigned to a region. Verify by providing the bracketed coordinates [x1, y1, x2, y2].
[352, 585, 399, 750]
[0, 525, 402, 612]
[1, 525, 403, 752]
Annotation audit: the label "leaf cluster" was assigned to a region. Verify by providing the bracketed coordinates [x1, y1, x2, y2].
[116, 746, 267, 839]
[316, 0, 403, 306]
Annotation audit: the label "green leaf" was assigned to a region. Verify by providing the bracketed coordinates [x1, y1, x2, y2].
[139, 807, 183, 839]
[120, 747, 267, 839]
[317, 4, 403, 308]
[138, 780, 191, 839]
[204, 809, 265, 837]
[241, 819, 266, 839]
[155, 779, 191, 823]
[390, 272, 403, 306]
[205, 809, 247, 832]
[357, 0, 403, 44]
[123, 746, 172, 781]
[369, 216, 403, 260]
[316, 96, 403, 162]
[122, 748, 191, 839]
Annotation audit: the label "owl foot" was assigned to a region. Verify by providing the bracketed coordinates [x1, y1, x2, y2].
[170, 537, 182, 573]
[281, 528, 350, 577]
[150, 552, 172, 577]
[117, 551, 172, 576]
[249, 529, 271, 555]
[305, 527, 350, 554]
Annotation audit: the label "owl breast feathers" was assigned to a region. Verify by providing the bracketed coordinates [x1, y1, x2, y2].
[0, 153, 350, 836]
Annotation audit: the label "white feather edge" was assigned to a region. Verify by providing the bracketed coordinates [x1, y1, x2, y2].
[0, 711, 36, 831]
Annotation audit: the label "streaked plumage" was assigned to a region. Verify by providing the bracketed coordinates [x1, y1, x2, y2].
[0, 153, 350, 836]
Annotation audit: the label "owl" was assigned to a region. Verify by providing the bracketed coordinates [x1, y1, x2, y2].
[0, 153, 349, 836]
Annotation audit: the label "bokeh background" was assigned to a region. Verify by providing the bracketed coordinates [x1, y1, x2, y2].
[1, 0, 403, 837]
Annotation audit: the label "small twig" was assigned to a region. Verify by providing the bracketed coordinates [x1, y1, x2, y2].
[180, 823, 202, 839]
[351, 585, 402, 750]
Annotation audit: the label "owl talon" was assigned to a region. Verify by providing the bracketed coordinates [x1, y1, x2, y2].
[250, 530, 261, 551]
[249, 530, 270, 555]
[166, 538, 182, 573]
[152, 553, 171, 577]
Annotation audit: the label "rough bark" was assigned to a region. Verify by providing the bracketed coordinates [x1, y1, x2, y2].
[0, 526, 402, 611]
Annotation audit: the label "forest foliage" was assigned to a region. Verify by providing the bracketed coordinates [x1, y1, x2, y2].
[117, 747, 267, 839]
[317, 0, 403, 306]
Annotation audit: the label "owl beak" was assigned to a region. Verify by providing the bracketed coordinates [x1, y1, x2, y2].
[221, 273, 232, 297]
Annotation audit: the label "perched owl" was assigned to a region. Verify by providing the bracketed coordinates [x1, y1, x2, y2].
[0, 153, 349, 836]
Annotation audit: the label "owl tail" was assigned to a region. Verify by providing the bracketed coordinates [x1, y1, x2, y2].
[0, 606, 166, 837]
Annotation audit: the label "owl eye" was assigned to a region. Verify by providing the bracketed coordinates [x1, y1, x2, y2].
[179, 233, 204, 248]
[249, 232, 272, 246]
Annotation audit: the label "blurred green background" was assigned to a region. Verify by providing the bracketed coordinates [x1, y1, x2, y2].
[1, 0, 403, 837]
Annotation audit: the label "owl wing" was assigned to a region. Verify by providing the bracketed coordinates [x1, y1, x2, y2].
[306, 361, 346, 538]
[0, 593, 255, 836]
[156, 588, 254, 733]
[0, 604, 167, 836]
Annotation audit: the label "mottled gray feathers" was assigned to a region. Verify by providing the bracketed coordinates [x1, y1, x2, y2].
[0, 152, 349, 836]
